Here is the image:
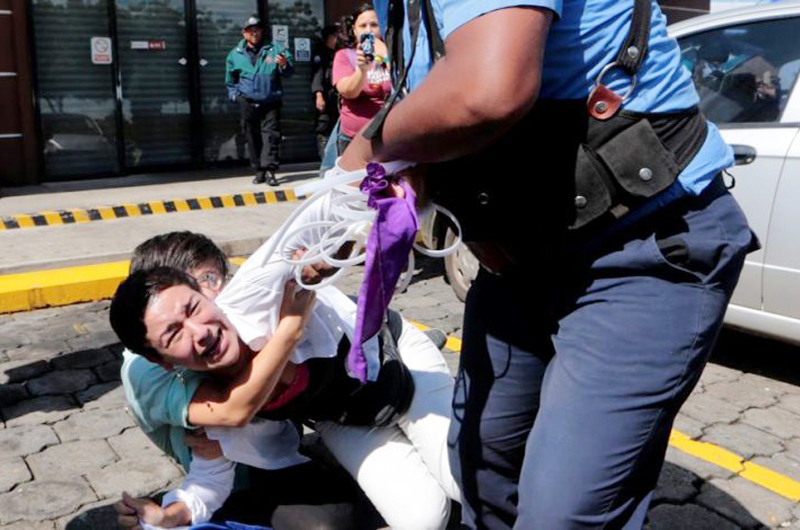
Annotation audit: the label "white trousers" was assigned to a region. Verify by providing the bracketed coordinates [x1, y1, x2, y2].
[317, 320, 460, 530]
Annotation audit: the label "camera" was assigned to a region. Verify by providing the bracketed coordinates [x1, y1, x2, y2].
[359, 33, 375, 62]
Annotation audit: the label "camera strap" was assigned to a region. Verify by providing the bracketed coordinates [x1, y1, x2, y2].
[363, 0, 429, 140]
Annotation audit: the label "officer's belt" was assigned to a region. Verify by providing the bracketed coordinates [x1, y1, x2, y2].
[468, 170, 729, 277]
[428, 98, 707, 241]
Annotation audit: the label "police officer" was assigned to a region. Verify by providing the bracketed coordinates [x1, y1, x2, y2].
[226, 15, 293, 186]
[338, 0, 758, 528]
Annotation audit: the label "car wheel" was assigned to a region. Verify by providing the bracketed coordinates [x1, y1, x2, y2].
[444, 227, 479, 302]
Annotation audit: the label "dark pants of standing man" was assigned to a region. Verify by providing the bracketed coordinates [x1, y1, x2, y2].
[449, 176, 757, 529]
[239, 96, 281, 173]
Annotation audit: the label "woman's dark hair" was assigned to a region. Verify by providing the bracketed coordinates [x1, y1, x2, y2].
[109, 267, 201, 362]
[130, 231, 228, 278]
[334, 3, 376, 50]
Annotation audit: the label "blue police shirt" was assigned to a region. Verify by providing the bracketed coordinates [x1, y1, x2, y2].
[374, 0, 733, 203]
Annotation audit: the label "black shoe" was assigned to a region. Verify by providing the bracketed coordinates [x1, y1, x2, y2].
[266, 170, 279, 187]
[252, 171, 266, 184]
[423, 329, 448, 350]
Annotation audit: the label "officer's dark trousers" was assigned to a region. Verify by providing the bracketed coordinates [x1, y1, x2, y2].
[239, 97, 281, 172]
[449, 178, 756, 529]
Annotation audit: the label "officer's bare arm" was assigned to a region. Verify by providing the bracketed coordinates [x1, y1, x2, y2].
[339, 6, 552, 169]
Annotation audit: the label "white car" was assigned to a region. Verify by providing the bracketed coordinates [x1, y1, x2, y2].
[430, 3, 800, 345]
[671, 2, 800, 344]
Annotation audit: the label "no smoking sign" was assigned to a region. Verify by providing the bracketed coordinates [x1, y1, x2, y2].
[91, 37, 113, 65]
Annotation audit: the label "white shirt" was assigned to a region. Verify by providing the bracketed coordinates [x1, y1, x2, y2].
[144, 188, 384, 528]
[215, 185, 380, 378]
[146, 418, 310, 528]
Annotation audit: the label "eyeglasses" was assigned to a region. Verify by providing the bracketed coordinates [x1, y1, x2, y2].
[195, 271, 224, 292]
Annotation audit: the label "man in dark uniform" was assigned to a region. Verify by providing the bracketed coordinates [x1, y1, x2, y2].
[337, 0, 759, 528]
[311, 25, 339, 159]
[226, 15, 294, 186]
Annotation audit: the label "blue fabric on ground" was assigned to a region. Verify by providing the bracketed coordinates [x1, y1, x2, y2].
[190, 521, 272, 530]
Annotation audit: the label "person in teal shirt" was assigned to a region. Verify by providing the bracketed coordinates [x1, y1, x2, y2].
[115, 232, 370, 530]
[225, 15, 294, 186]
[121, 348, 206, 471]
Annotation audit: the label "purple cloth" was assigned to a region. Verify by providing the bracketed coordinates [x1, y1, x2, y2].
[348, 163, 418, 383]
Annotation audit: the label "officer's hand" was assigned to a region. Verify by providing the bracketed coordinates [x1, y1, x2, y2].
[315, 92, 326, 112]
[292, 248, 339, 285]
[184, 428, 223, 460]
[339, 130, 372, 171]
[276, 54, 288, 68]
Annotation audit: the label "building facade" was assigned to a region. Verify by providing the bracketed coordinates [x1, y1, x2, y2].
[1, 0, 712, 187]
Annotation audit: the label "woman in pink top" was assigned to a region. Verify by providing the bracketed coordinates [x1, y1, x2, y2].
[332, 4, 392, 153]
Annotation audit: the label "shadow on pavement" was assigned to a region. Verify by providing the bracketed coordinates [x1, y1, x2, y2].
[712, 327, 800, 387]
[647, 462, 766, 529]
[407, 252, 447, 286]
[0, 344, 122, 423]
[277, 170, 319, 187]
[63, 503, 119, 530]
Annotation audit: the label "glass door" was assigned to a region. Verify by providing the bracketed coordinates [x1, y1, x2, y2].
[115, 0, 194, 168]
[195, 0, 258, 164]
[31, 0, 324, 180]
[32, 0, 121, 181]
[266, 0, 324, 162]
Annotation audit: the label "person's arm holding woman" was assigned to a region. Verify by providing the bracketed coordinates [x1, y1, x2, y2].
[185, 281, 315, 428]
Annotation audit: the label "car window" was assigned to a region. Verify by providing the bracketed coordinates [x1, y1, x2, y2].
[678, 16, 800, 125]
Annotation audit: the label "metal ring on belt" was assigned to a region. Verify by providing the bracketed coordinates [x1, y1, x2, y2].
[595, 61, 637, 102]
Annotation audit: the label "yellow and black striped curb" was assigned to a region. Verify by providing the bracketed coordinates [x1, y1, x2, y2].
[0, 189, 300, 231]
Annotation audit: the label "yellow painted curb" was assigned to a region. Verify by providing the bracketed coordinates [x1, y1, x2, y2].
[669, 429, 800, 502]
[0, 261, 130, 313]
[0, 256, 250, 314]
[410, 320, 462, 353]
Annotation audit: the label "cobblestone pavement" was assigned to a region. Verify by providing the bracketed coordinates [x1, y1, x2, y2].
[2, 258, 800, 528]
